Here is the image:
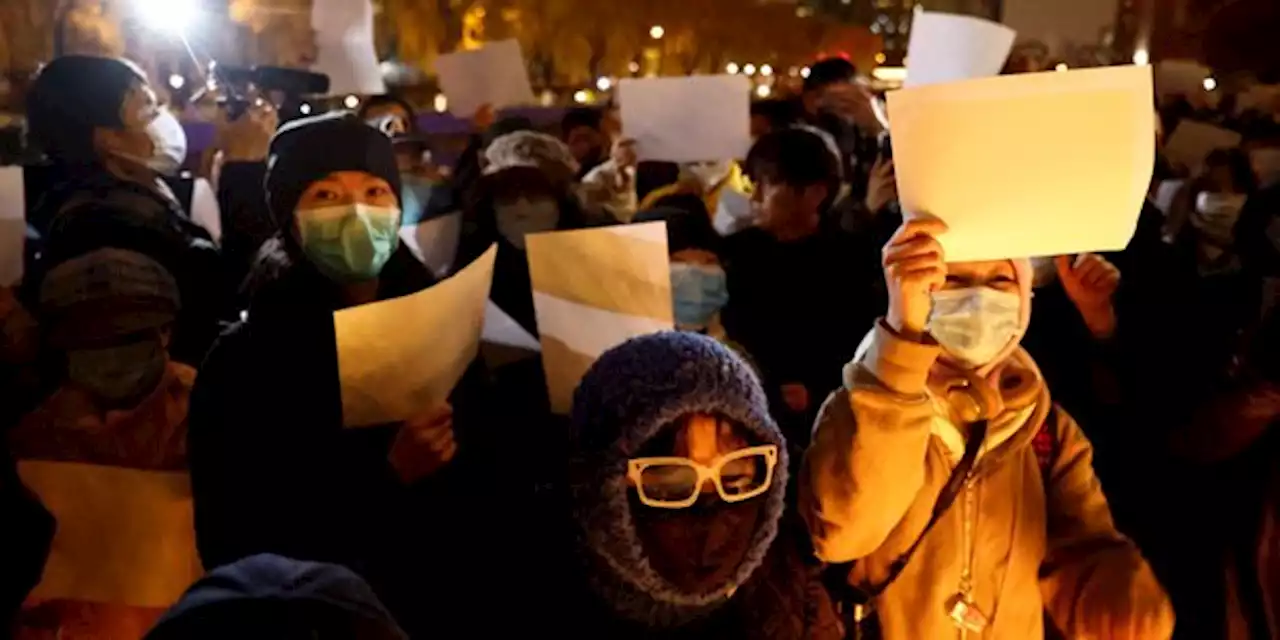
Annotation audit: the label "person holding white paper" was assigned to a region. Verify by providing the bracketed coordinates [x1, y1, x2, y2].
[187, 113, 482, 638]
[802, 220, 1173, 639]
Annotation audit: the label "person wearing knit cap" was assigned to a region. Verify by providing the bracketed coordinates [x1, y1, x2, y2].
[6, 247, 195, 639]
[146, 554, 407, 640]
[801, 219, 1174, 639]
[529, 332, 838, 638]
[188, 111, 480, 639]
[22, 55, 229, 367]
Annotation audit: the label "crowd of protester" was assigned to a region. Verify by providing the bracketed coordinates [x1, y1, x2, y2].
[0, 51, 1278, 639]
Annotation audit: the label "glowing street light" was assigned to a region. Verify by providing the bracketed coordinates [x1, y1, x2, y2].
[1132, 48, 1150, 66]
[573, 90, 590, 104]
[1055, 63, 1069, 72]
[743, 63, 757, 76]
[875, 53, 886, 64]
[1203, 76, 1217, 91]
[726, 62, 740, 75]
[596, 76, 613, 91]
[649, 25, 665, 40]
[755, 84, 772, 98]
[760, 64, 773, 77]
[801, 66, 811, 78]
[343, 95, 360, 109]
[433, 94, 448, 113]
[168, 74, 185, 90]
[628, 61, 641, 74]
[299, 103, 313, 115]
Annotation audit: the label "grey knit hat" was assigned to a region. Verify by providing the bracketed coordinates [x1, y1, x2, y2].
[40, 248, 180, 346]
[570, 331, 789, 626]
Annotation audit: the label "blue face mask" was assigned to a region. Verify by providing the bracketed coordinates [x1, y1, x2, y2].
[670, 263, 729, 329]
[400, 175, 448, 227]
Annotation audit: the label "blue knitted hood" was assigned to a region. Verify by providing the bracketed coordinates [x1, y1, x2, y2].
[569, 331, 789, 627]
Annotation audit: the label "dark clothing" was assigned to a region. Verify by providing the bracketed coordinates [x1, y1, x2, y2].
[147, 554, 407, 639]
[22, 166, 230, 366]
[187, 245, 493, 638]
[0, 450, 54, 632]
[215, 161, 278, 303]
[722, 225, 884, 447]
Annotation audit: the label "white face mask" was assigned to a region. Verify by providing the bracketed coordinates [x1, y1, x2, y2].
[927, 287, 1022, 369]
[495, 198, 559, 250]
[1193, 192, 1246, 245]
[144, 109, 188, 176]
[712, 188, 755, 236]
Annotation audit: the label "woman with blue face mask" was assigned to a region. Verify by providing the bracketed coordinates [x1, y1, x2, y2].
[187, 113, 484, 638]
[801, 219, 1173, 640]
[633, 198, 733, 336]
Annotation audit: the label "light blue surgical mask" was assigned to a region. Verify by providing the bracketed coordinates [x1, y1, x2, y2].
[400, 175, 446, 227]
[670, 263, 729, 330]
[927, 287, 1022, 368]
[67, 339, 167, 405]
[298, 203, 401, 283]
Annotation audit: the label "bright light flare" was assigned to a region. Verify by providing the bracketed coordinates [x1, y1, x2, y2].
[596, 76, 613, 91]
[1132, 48, 1150, 66]
[299, 103, 313, 115]
[135, 0, 197, 33]
[760, 64, 773, 77]
[801, 66, 811, 78]
[1055, 63, 1069, 72]
[1203, 76, 1217, 91]
[343, 95, 360, 109]
[743, 63, 757, 76]
[168, 74, 185, 90]
[726, 62, 740, 75]
[755, 84, 771, 98]
[649, 25, 665, 40]
[433, 94, 448, 113]
[573, 90, 590, 104]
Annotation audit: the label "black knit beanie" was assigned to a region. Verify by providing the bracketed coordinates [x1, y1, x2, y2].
[264, 111, 402, 227]
[633, 200, 721, 257]
[27, 55, 147, 163]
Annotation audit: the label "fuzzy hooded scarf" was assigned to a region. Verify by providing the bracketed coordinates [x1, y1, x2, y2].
[569, 331, 789, 628]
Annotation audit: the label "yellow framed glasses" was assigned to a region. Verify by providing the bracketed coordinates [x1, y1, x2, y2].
[626, 444, 779, 509]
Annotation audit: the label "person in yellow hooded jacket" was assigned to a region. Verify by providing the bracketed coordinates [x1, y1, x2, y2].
[800, 219, 1175, 638]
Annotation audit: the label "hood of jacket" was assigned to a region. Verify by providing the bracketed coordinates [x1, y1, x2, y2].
[568, 332, 789, 628]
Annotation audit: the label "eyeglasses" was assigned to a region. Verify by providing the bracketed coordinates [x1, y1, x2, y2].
[627, 445, 779, 509]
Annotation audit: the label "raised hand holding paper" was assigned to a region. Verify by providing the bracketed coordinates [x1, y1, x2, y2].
[434, 40, 537, 117]
[619, 76, 752, 163]
[526, 223, 673, 414]
[905, 11, 1016, 87]
[887, 65, 1154, 261]
[0, 166, 24, 286]
[336, 245, 497, 427]
[311, 0, 386, 96]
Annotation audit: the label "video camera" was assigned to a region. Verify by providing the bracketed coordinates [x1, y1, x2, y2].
[204, 65, 331, 122]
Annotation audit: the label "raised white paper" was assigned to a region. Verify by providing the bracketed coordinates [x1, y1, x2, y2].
[619, 76, 752, 163]
[434, 40, 536, 117]
[0, 166, 24, 287]
[311, 0, 386, 96]
[887, 65, 1154, 261]
[189, 178, 221, 245]
[906, 11, 1016, 88]
[1164, 120, 1242, 174]
[335, 245, 496, 427]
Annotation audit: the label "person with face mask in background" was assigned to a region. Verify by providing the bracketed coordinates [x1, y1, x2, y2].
[526, 332, 840, 639]
[561, 107, 608, 177]
[801, 219, 1173, 639]
[361, 95, 463, 279]
[459, 130, 593, 335]
[722, 127, 884, 451]
[638, 158, 754, 232]
[7, 248, 192, 638]
[188, 112, 489, 638]
[20, 55, 231, 367]
[632, 199, 736, 343]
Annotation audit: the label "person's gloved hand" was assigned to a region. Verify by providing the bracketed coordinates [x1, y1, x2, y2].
[388, 404, 457, 485]
[864, 157, 897, 214]
[883, 219, 948, 342]
[216, 100, 277, 163]
[1056, 254, 1120, 340]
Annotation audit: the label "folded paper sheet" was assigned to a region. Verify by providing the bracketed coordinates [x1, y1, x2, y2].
[906, 11, 1016, 88]
[435, 40, 537, 117]
[526, 223, 673, 414]
[887, 65, 1154, 261]
[1164, 120, 1242, 174]
[336, 245, 497, 427]
[0, 165, 24, 286]
[619, 76, 752, 163]
[311, 0, 386, 96]
[18, 461, 201, 608]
